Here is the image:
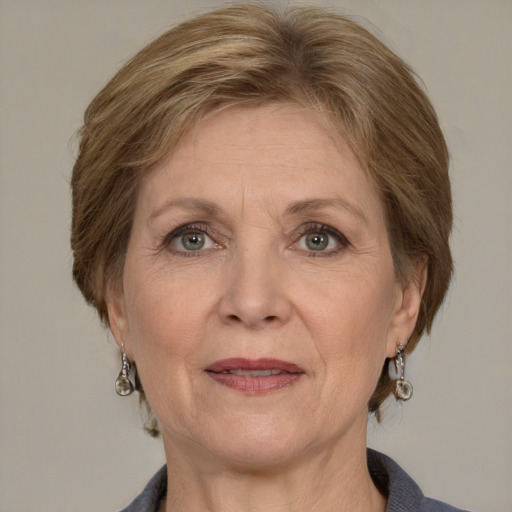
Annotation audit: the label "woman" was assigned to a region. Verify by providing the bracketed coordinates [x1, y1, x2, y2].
[71, 4, 467, 511]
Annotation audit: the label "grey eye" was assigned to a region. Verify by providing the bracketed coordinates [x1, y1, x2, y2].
[167, 225, 217, 253]
[181, 232, 206, 250]
[304, 233, 330, 251]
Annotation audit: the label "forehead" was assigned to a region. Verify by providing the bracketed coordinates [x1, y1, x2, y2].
[182, 103, 357, 171]
[137, 103, 382, 221]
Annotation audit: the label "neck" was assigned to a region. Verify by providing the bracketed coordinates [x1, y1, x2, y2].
[160, 422, 386, 512]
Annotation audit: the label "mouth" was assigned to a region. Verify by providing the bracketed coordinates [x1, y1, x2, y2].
[205, 358, 305, 395]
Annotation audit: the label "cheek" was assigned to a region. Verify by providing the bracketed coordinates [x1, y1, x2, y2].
[121, 269, 208, 424]
[300, 269, 396, 386]
[122, 259, 212, 367]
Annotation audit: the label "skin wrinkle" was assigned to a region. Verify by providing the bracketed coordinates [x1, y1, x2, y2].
[108, 104, 423, 512]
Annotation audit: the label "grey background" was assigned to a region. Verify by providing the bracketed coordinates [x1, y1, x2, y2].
[1, 1, 510, 511]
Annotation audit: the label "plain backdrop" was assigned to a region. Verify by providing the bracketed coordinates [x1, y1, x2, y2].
[1, 1, 511, 511]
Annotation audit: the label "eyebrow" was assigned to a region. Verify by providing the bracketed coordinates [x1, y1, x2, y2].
[285, 198, 368, 224]
[149, 197, 220, 221]
[149, 196, 368, 225]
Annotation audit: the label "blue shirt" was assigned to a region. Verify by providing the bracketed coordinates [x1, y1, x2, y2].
[118, 449, 470, 511]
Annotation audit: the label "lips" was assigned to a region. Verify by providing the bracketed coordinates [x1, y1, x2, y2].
[205, 358, 304, 394]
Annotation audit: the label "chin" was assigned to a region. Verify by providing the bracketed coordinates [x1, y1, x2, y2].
[212, 436, 309, 473]
[167, 412, 314, 472]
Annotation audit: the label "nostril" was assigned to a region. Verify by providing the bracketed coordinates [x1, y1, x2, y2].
[223, 313, 278, 325]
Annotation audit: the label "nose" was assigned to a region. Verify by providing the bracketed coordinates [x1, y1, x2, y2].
[217, 246, 293, 329]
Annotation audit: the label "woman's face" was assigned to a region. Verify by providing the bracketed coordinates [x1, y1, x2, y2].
[108, 104, 422, 469]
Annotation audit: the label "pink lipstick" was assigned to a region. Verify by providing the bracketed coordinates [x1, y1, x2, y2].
[205, 358, 304, 394]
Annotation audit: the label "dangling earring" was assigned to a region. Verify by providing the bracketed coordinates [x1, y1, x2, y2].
[393, 344, 413, 400]
[115, 343, 135, 396]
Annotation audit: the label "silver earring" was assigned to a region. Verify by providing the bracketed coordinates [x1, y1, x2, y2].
[115, 344, 134, 396]
[393, 345, 413, 400]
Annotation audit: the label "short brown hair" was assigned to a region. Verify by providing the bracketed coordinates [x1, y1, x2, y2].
[71, 4, 452, 426]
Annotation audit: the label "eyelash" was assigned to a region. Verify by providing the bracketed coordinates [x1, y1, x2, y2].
[161, 223, 218, 257]
[161, 222, 349, 257]
[293, 222, 350, 257]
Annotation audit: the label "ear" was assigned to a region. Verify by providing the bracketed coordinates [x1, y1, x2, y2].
[105, 281, 134, 359]
[386, 259, 428, 358]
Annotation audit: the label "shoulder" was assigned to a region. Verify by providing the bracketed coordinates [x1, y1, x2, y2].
[117, 465, 167, 512]
[422, 497, 472, 512]
[367, 449, 472, 512]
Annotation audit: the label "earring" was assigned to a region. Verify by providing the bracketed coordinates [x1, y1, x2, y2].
[393, 345, 413, 400]
[115, 343, 135, 396]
